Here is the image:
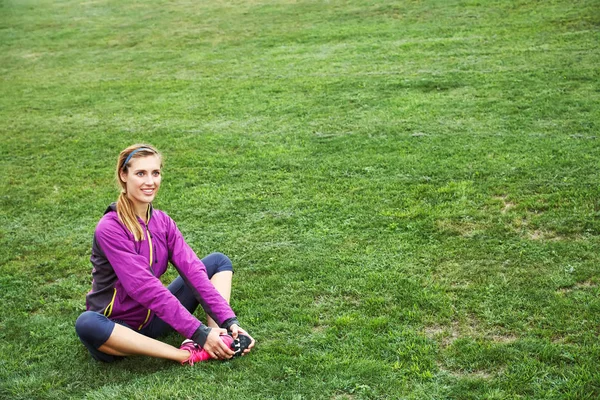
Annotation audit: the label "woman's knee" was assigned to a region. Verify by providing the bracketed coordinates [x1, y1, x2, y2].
[203, 252, 234, 276]
[76, 311, 100, 337]
[75, 312, 122, 363]
[215, 252, 233, 273]
[75, 311, 115, 347]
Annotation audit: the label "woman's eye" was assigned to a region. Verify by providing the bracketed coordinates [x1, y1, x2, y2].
[137, 172, 144, 177]
[153, 171, 160, 177]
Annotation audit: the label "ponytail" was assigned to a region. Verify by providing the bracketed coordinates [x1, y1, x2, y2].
[117, 192, 145, 241]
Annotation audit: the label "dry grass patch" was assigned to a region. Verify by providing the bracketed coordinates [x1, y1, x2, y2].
[331, 394, 356, 400]
[312, 325, 326, 333]
[424, 323, 461, 347]
[557, 279, 598, 295]
[490, 334, 518, 344]
[452, 369, 494, 380]
[424, 318, 480, 347]
[511, 217, 566, 241]
[527, 229, 565, 241]
[438, 360, 499, 381]
[574, 280, 597, 289]
[494, 195, 515, 214]
[436, 219, 484, 238]
[425, 318, 519, 348]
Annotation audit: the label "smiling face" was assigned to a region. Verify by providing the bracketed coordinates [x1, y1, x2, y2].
[119, 155, 162, 217]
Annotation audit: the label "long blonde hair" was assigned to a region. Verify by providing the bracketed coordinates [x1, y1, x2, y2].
[116, 144, 162, 241]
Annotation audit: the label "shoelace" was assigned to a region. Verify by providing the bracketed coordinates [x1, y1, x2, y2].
[181, 342, 205, 366]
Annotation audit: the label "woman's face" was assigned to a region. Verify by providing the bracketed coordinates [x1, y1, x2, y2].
[120, 155, 162, 211]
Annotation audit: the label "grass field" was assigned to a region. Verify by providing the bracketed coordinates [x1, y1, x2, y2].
[1, 0, 599, 398]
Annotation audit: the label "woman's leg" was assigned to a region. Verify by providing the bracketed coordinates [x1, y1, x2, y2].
[199, 252, 234, 328]
[206, 270, 232, 328]
[76, 311, 190, 363]
[98, 323, 190, 362]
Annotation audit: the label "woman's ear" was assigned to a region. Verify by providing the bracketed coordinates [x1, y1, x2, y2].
[119, 170, 128, 183]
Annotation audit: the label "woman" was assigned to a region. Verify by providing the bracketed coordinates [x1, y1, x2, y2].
[75, 144, 254, 365]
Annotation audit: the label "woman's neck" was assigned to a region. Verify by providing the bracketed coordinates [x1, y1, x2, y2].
[134, 203, 149, 223]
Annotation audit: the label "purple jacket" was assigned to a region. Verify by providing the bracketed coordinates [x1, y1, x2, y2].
[86, 203, 236, 340]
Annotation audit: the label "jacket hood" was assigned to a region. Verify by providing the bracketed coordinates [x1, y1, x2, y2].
[104, 202, 117, 214]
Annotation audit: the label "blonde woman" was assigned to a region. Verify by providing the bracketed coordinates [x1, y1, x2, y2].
[76, 144, 254, 365]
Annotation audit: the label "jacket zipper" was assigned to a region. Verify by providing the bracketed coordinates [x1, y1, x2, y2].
[104, 288, 117, 317]
[138, 212, 153, 330]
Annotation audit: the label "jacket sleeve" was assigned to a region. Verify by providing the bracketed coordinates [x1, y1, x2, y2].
[165, 217, 237, 327]
[95, 218, 201, 339]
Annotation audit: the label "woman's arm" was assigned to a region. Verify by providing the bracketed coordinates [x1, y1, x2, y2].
[164, 216, 256, 357]
[165, 217, 238, 328]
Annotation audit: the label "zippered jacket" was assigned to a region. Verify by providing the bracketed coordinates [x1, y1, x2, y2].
[86, 203, 236, 341]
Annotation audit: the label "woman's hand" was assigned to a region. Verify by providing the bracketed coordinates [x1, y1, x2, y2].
[228, 324, 256, 356]
[203, 328, 235, 360]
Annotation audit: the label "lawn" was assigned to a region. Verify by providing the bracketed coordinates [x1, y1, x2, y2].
[1, 0, 599, 398]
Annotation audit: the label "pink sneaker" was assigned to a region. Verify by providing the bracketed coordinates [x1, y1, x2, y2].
[180, 335, 235, 365]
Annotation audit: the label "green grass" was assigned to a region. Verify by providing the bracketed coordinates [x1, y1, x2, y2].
[1, 0, 599, 398]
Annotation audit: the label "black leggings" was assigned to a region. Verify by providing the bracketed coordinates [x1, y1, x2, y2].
[75, 252, 233, 362]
